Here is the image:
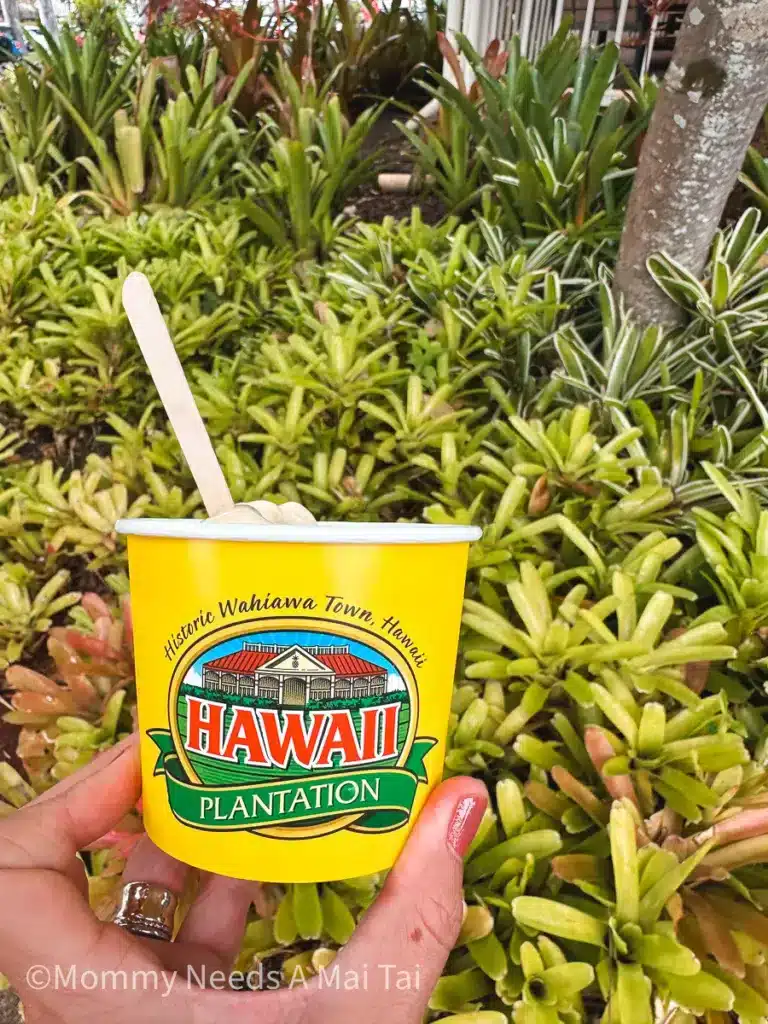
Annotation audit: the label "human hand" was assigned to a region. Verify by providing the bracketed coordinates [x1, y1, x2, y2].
[0, 733, 488, 1023]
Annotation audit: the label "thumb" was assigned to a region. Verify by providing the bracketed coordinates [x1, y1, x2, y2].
[326, 776, 488, 1021]
[0, 733, 141, 871]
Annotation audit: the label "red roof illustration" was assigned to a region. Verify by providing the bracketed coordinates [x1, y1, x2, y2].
[205, 650, 274, 673]
[320, 653, 386, 677]
[205, 647, 386, 678]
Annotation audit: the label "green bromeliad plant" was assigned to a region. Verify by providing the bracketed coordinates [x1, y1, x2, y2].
[4, 447, 768, 1022]
[238, 63, 382, 255]
[0, 1, 438, 208]
[0, 63, 67, 196]
[404, 21, 654, 242]
[3, 47, 768, 1015]
[1, 196, 768, 658]
[0, 387, 767, 1015]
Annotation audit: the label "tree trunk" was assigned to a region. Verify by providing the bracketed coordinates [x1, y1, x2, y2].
[36, 0, 58, 37]
[5, 0, 24, 42]
[614, 0, 768, 327]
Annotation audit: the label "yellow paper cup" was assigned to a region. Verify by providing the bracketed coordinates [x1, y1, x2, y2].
[116, 519, 481, 883]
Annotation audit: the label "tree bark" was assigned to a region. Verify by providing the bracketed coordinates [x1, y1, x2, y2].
[614, 0, 768, 326]
[4, 0, 24, 42]
[36, 0, 58, 37]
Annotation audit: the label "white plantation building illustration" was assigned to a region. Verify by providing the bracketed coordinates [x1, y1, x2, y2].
[201, 642, 389, 707]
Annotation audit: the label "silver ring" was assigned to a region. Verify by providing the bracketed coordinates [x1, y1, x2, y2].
[112, 881, 178, 941]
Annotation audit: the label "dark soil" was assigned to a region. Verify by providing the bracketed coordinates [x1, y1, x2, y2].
[1, 414, 112, 472]
[0, 394, 113, 478]
[21, 424, 111, 471]
[348, 186, 447, 226]
[0, 716, 22, 774]
[347, 103, 448, 225]
[55, 552, 114, 597]
[355, 93, 768, 232]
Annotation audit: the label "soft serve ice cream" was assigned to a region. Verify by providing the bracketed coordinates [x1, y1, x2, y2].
[211, 500, 317, 525]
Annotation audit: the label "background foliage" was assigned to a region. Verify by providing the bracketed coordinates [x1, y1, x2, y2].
[3, 5, 768, 1023]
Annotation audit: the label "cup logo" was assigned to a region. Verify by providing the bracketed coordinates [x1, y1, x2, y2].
[148, 620, 437, 839]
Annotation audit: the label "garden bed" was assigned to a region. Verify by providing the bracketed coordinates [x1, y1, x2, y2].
[3, 3, 768, 1020]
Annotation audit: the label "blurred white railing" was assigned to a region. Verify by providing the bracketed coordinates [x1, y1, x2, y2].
[445, 0, 639, 65]
[411, 0, 671, 123]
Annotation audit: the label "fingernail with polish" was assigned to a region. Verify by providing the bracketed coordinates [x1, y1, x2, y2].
[447, 794, 487, 858]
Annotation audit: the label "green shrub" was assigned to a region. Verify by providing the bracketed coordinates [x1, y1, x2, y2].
[404, 21, 655, 243]
[2, 37, 768, 1012]
[238, 61, 383, 255]
[312, 0, 444, 106]
[0, 199, 766, 638]
[4, 413, 768, 1020]
[0, 2, 439, 206]
[31, 18, 141, 162]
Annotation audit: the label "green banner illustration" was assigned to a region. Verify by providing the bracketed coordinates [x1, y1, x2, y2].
[148, 730, 436, 835]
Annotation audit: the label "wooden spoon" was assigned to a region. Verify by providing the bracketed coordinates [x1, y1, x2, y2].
[122, 273, 315, 526]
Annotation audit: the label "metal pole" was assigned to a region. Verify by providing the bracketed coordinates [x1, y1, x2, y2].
[490, 0, 503, 43]
[4, 0, 23, 43]
[640, 12, 658, 78]
[37, 0, 58, 37]
[444, 0, 464, 81]
[528, 0, 542, 58]
[498, 0, 511, 39]
[541, 0, 555, 55]
[531, 0, 548, 59]
[409, 0, 465, 124]
[519, 0, 535, 56]
[498, 0, 519, 49]
[462, 0, 482, 81]
[543, 0, 555, 54]
[502, 0, 513, 42]
[580, 0, 597, 49]
[476, 0, 493, 54]
[446, 0, 464, 40]
[612, 0, 630, 45]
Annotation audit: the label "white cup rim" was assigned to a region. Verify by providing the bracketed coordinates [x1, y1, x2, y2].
[116, 518, 483, 545]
